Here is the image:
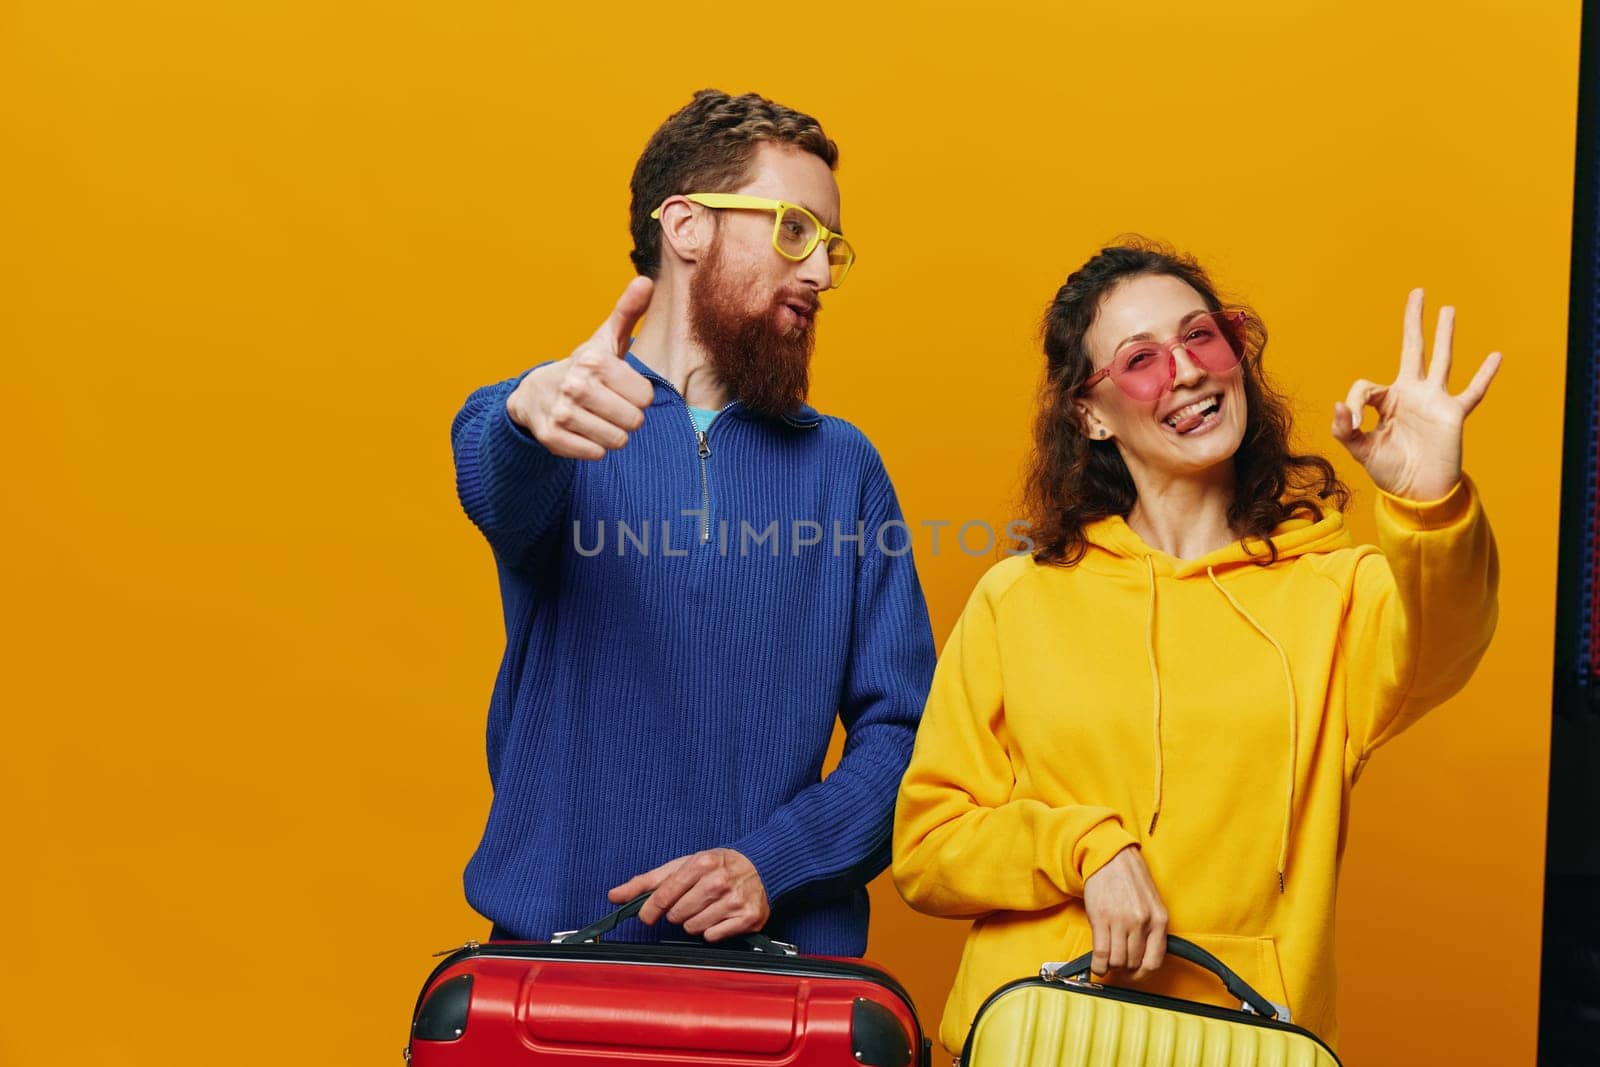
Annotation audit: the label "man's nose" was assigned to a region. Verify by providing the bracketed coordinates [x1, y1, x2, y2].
[796, 239, 833, 291]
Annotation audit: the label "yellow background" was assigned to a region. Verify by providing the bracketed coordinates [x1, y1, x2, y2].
[0, 2, 1577, 1064]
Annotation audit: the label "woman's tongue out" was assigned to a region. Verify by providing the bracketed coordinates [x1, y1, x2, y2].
[1166, 395, 1220, 434]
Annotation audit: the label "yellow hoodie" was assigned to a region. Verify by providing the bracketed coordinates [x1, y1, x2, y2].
[892, 477, 1497, 1055]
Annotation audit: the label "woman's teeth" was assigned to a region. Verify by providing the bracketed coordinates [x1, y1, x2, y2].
[1164, 396, 1221, 432]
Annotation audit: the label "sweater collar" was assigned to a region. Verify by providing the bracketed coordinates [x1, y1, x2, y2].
[624, 350, 822, 430]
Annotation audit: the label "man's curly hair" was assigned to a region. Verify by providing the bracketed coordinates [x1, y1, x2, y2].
[629, 89, 837, 277]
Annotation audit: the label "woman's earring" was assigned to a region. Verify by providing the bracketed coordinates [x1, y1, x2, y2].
[1094, 428, 1109, 440]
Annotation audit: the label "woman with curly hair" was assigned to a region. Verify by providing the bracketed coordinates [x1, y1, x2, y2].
[892, 242, 1501, 1055]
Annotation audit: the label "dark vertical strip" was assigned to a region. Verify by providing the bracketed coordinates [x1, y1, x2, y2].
[1541, 4, 1600, 1064]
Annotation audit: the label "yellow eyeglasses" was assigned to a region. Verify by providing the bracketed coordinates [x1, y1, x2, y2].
[650, 193, 855, 289]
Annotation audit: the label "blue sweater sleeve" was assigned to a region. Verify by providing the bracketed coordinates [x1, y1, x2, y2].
[451, 371, 577, 572]
[729, 447, 936, 907]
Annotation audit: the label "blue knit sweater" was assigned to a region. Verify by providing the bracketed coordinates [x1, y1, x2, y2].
[451, 353, 936, 956]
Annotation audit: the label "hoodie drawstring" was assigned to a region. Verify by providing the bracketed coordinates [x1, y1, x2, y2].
[1144, 556, 1164, 836]
[1206, 566, 1298, 893]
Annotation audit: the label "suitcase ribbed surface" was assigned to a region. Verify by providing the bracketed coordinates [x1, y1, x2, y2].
[967, 985, 1339, 1067]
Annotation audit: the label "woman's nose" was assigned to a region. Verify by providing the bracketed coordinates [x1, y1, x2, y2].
[1170, 345, 1208, 387]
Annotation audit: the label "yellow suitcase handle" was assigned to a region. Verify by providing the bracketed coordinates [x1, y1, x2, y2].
[1044, 936, 1281, 1021]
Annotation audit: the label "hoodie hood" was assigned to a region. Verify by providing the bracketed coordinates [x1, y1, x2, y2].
[1081, 508, 1355, 578]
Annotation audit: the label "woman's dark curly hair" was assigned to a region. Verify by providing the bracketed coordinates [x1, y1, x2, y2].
[1022, 240, 1349, 566]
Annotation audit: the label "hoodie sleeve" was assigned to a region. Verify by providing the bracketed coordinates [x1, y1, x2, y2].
[892, 565, 1140, 917]
[451, 368, 577, 575]
[1342, 475, 1499, 763]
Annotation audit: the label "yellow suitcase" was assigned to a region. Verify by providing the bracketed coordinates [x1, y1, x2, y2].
[961, 936, 1340, 1066]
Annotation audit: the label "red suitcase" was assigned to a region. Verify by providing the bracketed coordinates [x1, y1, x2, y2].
[406, 895, 930, 1066]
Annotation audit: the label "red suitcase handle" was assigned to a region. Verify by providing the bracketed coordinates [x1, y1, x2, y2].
[551, 892, 799, 956]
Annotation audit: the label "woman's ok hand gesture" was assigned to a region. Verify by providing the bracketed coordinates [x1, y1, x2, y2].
[1332, 288, 1501, 501]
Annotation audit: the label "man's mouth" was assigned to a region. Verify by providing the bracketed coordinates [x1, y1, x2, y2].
[1161, 393, 1223, 434]
[780, 296, 819, 327]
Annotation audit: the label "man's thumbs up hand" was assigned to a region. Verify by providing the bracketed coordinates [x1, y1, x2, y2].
[508, 277, 658, 460]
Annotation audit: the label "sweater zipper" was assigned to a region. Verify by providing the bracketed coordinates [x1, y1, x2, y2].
[623, 356, 731, 548]
[684, 399, 711, 544]
[694, 430, 711, 543]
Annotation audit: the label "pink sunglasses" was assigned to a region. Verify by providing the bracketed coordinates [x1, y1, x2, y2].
[1081, 309, 1250, 401]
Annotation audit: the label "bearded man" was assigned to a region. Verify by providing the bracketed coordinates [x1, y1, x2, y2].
[449, 89, 936, 954]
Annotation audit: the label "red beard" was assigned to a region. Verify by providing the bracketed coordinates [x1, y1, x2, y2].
[687, 239, 817, 419]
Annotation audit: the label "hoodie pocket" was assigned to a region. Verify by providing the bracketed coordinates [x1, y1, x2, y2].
[1139, 932, 1294, 1021]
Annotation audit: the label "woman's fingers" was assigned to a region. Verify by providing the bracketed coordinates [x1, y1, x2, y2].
[1090, 916, 1112, 977]
[1399, 288, 1426, 379]
[1346, 379, 1383, 429]
[1133, 925, 1168, 980]
[1124, 928, 1145, 973]
[1106, 922, 1129, 971]
[1129, 860, 1168, 980]
[1428, 304, 1456, 387]
[1331, 402, 1375, 467]
[1335, 380, 1385, 445]
[1331, 402, 1360, 443]
[1083, 845, 1170, 981]
[1457, 351, 1503, 415]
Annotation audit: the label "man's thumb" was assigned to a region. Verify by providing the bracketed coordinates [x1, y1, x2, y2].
[602, 276, 656, 356]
